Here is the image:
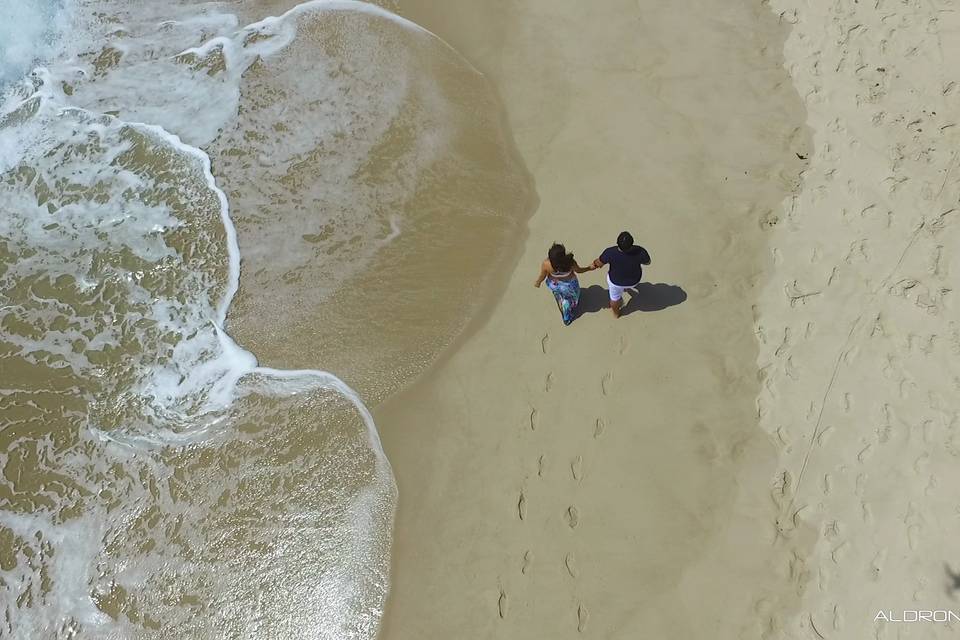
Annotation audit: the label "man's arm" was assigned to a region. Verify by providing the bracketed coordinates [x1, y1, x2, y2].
[591, 256, 605, 269]
[637, 246, 651, 265]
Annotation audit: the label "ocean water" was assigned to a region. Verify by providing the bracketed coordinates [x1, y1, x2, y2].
[0, 0, 532, 637]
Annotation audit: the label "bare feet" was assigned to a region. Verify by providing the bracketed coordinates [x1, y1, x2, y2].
[610, 299, 623, 318]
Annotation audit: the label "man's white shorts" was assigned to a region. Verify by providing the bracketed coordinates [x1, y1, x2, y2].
[607, 275, 640, 302]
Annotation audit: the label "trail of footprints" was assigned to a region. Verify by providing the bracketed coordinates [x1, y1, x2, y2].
[498, 332, 623, 631]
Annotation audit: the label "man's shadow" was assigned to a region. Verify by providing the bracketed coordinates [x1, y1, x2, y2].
[578, 282, 687, 317]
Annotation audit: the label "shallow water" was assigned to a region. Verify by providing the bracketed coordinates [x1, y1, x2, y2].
[0, 0, 532, 637]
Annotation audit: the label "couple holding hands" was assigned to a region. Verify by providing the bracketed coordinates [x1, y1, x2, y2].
[534, 231, 650, 325]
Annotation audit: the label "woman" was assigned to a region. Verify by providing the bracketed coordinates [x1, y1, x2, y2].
[534, 243, 595, 325]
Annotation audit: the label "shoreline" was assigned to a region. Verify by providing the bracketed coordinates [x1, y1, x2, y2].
[377, 1, 809, 637]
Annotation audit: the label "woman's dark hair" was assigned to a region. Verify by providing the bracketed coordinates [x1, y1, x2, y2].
[617, 231, 634, 251]
[548, 243, 575, 273]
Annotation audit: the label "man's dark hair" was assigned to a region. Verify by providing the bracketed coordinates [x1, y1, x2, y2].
[617, 231, 634, 251]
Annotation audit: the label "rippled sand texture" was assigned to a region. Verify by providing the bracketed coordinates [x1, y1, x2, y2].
[754, 1, 960, 637]
[378, 0, 808, 638]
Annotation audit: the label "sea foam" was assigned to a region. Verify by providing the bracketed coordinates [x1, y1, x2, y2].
[0, 0, 72, 88]
[0, 1, 422, 637]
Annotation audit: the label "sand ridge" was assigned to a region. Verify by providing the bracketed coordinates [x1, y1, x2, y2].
[756, 0, 960, 637]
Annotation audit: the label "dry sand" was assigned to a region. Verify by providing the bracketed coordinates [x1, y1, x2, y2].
[755, 1, 960, 638]
[377, 0, 960, 638]
[377, 0, 807, 637]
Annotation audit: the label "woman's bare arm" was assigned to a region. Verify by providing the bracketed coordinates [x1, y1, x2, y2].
[573, 260, 595, 274]
[534, 262, 549, 287]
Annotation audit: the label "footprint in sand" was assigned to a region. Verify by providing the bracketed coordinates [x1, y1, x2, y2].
[775, 426, 789, 448]
[522, 550, 533, 575]
[529, 408, 539, 431]
[833, 604, 845, 631]
[618, 335, 629, 355]
[566, 505, 580, 529]
[571, 455, 583, 482]
[538, 454, 546, 478]
[908, 524, 922, 551]
[594, 417, 606, 439]
[545, 372, 554, 392]
[830, 540, 849, 564]
[815, 425, 834, 447]
[577, 603, 589, 632]
[785, 356, 799, 380]
[823, 520, 840, 539]
[771, 470, 792, 505]
[518, 489, 527, 521]
[498, 585, 509, 619]
[541, 333, 550, 354]
[565, 552, 579, 578]
[601, 372, 613, 396]
[827, 266, 838, 286]
[870, 549, 887, 581]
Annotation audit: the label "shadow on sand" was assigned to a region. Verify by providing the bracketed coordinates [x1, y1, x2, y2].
[578, 282, 687, 318]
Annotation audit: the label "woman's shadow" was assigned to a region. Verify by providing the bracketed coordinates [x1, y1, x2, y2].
[578, 282, 687, 317]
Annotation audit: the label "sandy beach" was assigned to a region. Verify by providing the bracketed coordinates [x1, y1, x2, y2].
[378, 0, 808, 636]
[376, 0, 960, 638]
[755, 1, 960, 637]
[3, 0, 959, 636]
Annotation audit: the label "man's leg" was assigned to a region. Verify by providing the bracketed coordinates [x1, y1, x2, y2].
[607, 277, 624, 318]
[611, 297, 623, 318]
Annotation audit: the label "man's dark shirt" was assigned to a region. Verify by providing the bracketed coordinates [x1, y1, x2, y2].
[600, 245, 651, 286]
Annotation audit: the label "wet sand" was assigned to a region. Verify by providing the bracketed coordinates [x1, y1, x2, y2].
[218, 2, 537, 406]
[377, 0, 808, 637]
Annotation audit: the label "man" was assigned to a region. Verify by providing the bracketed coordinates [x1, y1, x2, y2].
[592, 231, 651, 318]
